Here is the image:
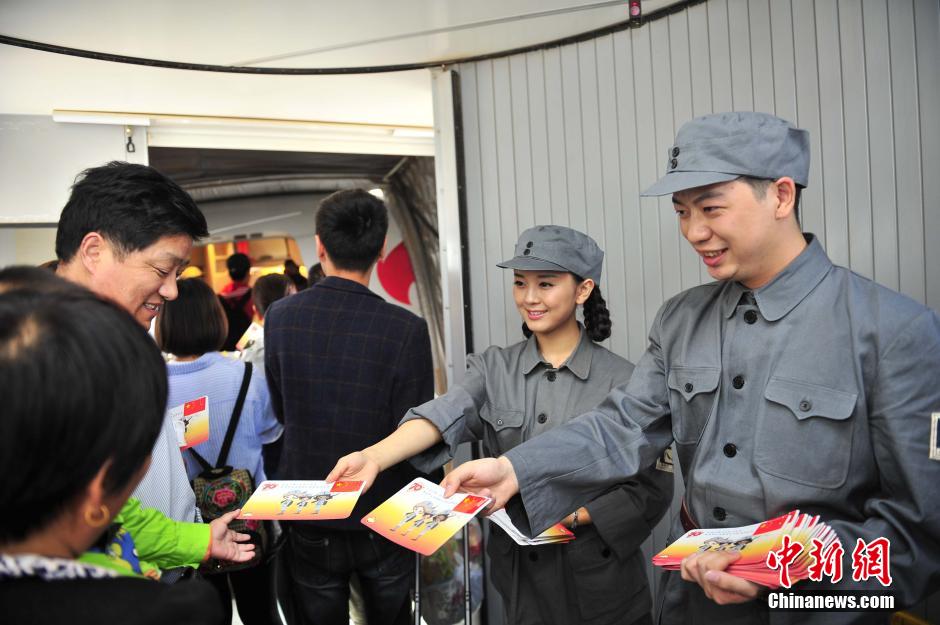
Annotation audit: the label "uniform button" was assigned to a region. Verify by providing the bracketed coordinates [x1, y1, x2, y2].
[528, 552, 539, 562]
[723, 443, 737, 458]
[546, 371, 557, 382]
[496, 419, 504, 426]
[732, 375, 745, 390]
[671, 146, 680, 157]
[670, 158, 679, 169]
[713, 507, 727, 521]
[537, 413, 548, 424]
[743, 310, 758, 324]
[523, 249, 531, 255]
[684, 382, 693, 393]
[526, 241, 533, 248]
[601, 547, 612, 558]
[799, 399, 812, 412]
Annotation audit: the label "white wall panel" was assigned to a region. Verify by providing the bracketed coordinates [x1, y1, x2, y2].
[0, 115, 147, 224]
[454, 0, 940, 619]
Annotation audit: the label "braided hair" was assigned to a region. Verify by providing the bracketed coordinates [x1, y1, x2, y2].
[581, 282, 612, 342]
[520, 274, 612, 342]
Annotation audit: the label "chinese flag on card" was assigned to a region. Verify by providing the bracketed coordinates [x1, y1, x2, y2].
[183, 397, 207, 416]
[755, 513, 790, 535]
[331, 481, 365, 493]
[452, 495, 488, 514]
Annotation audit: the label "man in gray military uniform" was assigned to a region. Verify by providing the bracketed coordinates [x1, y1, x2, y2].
[442, 112, 940, 623]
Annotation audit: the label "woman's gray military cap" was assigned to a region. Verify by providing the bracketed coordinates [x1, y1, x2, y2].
[641, 111, 811, 196]
[497, 225, 604, 284]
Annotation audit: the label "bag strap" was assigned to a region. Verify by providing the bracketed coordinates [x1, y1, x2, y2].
[188, 446, 213, 473]
[218, 362, 253, 467]
[188, 362, 253, 470]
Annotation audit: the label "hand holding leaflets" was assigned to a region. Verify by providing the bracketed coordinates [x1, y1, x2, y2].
[362, 478, 492, 556]
[326, 450, 383, 493]
[653, 510, 839, 590]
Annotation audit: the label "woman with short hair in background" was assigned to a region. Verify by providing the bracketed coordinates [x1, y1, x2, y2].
[157, 278, 283, 625]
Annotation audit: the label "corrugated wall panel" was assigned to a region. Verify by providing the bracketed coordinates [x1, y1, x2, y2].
[895, 0, 929, 306]
[864, 0, 900, 293]
[454, 0, 940, 619]
[916, 0, 940, 313]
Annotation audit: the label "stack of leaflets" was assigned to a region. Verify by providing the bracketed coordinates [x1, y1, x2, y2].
[362, 478, 492, 556]
[488, 509, 575, 546]
[239, 480, 365, 520]
[652, 509, 838, 588]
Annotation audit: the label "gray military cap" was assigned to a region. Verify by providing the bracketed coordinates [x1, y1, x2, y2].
[641, 111, 810, 196]
[497, 225, 603, 284]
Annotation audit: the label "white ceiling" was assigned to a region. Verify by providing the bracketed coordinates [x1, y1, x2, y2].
[0, 0, 677, 127]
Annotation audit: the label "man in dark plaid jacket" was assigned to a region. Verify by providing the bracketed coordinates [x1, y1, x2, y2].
[265, 189, 436, 625]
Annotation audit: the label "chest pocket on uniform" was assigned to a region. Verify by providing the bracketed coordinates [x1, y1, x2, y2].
[666, 366, 720, 445]
[479, 405, 525, 455]
[756, 377, 858, 489]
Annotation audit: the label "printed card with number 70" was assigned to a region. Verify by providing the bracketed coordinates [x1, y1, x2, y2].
[239, 480, 365, 520]
[361, 478, 491, 556]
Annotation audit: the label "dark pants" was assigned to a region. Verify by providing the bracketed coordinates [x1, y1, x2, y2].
[489, 524, 653, 625]
[279, 527, 412, 625]
[206, 556, 280, 625]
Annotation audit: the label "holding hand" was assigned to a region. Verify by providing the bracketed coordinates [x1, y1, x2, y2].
[679, 550, 762, 605]
[441, 456, 519, 512]
[208, 510, 255, 563]
[326, 450, 381, 492]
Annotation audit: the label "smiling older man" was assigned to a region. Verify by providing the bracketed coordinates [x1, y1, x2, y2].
[56, 162, 210, 533]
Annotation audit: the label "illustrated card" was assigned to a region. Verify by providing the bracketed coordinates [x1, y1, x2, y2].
[362, 477, 491, 556]
[169, 396, 209, 450]
[651, 510, 837, 588]
[236, 322, 263, 352]
[239, 480, 365, 520]
[652, 511, 794, 568]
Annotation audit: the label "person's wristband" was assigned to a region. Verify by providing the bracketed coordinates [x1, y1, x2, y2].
[570, 509, 579, 531]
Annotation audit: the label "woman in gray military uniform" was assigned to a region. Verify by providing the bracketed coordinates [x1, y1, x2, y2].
[329, 225, 673, 625]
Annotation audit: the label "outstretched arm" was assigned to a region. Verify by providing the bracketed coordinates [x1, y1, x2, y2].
[326, 419, 444, 491]
[329, 349, 492, 489]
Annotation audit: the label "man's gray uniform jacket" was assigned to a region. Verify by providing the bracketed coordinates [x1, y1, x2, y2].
[505, 235, 940, 624]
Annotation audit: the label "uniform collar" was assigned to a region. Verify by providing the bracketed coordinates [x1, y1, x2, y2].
[721, 234, 832, 321]
[520, 325, 593, 380]
[316, 276, 383, 300]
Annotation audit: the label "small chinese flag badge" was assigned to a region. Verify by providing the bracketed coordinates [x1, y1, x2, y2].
[183, 397, 207, 416]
